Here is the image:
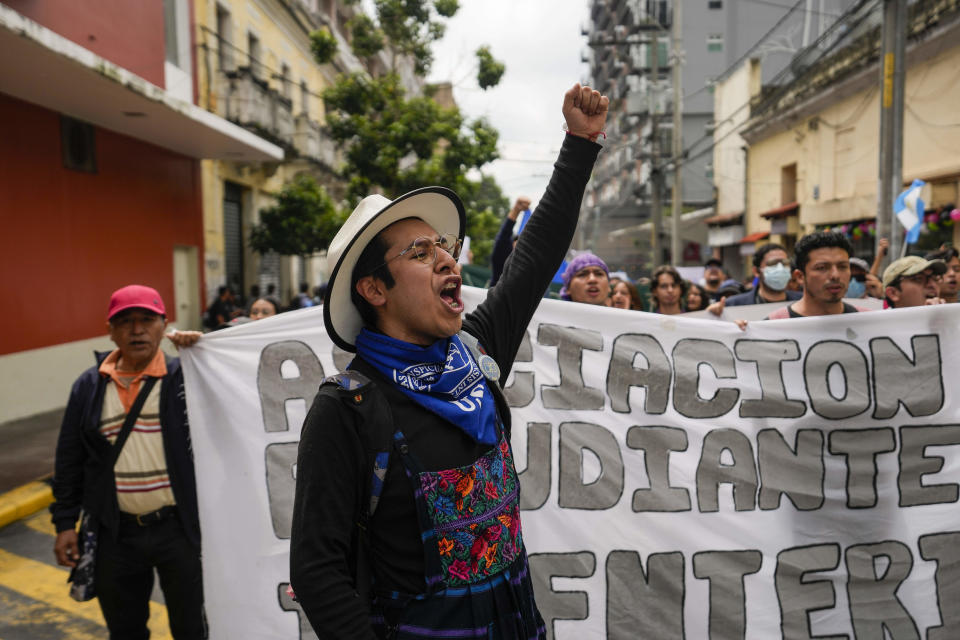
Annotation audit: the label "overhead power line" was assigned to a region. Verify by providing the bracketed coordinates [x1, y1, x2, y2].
[742, 0, 842, 18]
[666, 0, 881, 169]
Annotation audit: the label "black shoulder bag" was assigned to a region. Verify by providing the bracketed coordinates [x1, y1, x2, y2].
[68, 376, 158, 602]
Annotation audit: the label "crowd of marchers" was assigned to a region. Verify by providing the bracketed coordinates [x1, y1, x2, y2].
[548, 225, 957, 320]
[45, 76, 958, 640]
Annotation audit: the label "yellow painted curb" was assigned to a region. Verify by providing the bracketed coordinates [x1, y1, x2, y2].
[0, 480, 54, 529]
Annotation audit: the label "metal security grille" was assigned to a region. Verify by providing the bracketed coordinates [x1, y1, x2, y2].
[223, 182, 244, 296]
[258, 251, 281, 297]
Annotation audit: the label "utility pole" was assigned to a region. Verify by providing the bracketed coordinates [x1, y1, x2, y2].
[650, 31, 662, 268]
[877, 0, 907, 262]
[670, 0, 683, 266]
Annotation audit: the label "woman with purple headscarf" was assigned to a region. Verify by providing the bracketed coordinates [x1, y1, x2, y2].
[560, 253, 610, 305]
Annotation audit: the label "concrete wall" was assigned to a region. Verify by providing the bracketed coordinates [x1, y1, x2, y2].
[0, 93, 204, 356]
[8, 0, 167, 87]
[678, 113, 714, 205]
[0, 336, 182, 426]
[714, 59, 760, 217]
[0, 93, 204, 423]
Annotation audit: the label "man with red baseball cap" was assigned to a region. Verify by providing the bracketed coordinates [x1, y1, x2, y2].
[51, 284, 206, 638]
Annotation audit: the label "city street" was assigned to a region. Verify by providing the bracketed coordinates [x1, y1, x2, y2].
[3, 0, 960, 636]
[0, 510, 171, 639]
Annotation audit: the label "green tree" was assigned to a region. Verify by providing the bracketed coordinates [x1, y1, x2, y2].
[309, 28, 338, 65]
[249, 174, 344, 257]
[323, 72, 500, 201]
[459, 174, 509, 266]
[475, 46, 505, 90]
[346, 14, 384, 59]
[349, 0, 456, 75]
[316, 2, 513, 271]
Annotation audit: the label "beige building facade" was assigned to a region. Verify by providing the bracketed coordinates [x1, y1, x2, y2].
[736, 1, 960, 268]
[194, 0, 390, 307]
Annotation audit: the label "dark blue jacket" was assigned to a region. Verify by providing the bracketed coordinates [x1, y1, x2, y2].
[489, 215, 515, 287]
[51, 351, 200, 547]
[724, 288, 802, 307]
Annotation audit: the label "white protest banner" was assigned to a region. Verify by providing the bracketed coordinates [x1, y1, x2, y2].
[181, 290, 960, 639]
[682, 297, 884, 321]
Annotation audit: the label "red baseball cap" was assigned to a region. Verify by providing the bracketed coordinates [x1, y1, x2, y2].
[107, 285, 166, 320]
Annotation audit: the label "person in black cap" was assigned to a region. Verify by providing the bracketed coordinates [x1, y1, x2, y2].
[289, 83, 608, 639]
[702, 257, 726, 302]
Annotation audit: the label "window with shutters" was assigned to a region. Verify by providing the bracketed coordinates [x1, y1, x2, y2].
[217, 6, 233, 71]
[248, 33, 262, 79]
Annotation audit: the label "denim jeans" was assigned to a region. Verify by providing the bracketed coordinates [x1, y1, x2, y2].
[96, 515, 206, 639]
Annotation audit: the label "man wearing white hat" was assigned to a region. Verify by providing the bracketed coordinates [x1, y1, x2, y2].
[290, 84, 608, 638]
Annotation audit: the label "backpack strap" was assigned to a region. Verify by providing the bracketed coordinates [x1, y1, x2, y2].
[318, 369, 394, 604]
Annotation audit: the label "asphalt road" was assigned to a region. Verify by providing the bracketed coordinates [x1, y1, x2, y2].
[0, 510, 172, 639]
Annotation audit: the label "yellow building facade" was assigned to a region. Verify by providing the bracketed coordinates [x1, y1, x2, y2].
[739, 2, 960, 263]
[193, 0, 368, 307]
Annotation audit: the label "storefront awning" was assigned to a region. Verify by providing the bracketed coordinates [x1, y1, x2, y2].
[759, 201, 800, 219]
[704, 211, 743, 226]
[0, 5, 283, 162]
[739, 231, 770, 244]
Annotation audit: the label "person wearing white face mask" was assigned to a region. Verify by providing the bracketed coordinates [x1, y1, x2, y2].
[708, 243, 802, 316]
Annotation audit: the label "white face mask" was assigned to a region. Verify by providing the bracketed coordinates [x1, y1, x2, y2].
[762, 263, 791, 291]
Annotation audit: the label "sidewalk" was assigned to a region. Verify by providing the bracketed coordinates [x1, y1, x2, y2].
[0, 408, 62, 528]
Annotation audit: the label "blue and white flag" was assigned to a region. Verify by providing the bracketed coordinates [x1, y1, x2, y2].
[895, 179, 925, 244]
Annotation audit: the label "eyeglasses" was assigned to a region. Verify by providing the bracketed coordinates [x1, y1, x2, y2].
[852, 273, 866, 283]
[375, 234, 462, 272]
[898, 272, 942, 286]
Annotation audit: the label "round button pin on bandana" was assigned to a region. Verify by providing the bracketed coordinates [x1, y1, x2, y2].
[478, 354, 500, 382]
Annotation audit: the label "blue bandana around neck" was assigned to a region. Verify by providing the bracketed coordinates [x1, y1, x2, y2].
[354, 328, 498, 445]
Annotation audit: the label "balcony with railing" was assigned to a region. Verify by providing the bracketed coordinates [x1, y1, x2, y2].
[293, 113, 339, 169]
[214, 66, 292, 147]
[215, 66, 339, 168]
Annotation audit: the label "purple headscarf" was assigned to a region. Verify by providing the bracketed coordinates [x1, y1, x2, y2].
[559, 252, 609, 300]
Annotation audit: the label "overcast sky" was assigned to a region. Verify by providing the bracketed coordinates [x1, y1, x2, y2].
[426, 0, 590, 208]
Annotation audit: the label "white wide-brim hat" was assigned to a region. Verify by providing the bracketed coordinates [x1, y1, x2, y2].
[323, 186, 465, 352]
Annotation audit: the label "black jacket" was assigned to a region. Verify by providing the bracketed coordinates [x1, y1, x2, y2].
[50, 351, 201, 547]
[290, 133, 602, 637]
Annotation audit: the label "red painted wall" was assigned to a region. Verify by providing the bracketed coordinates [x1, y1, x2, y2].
[6, 0, 166, 87]
[0, 93, 204, 356]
